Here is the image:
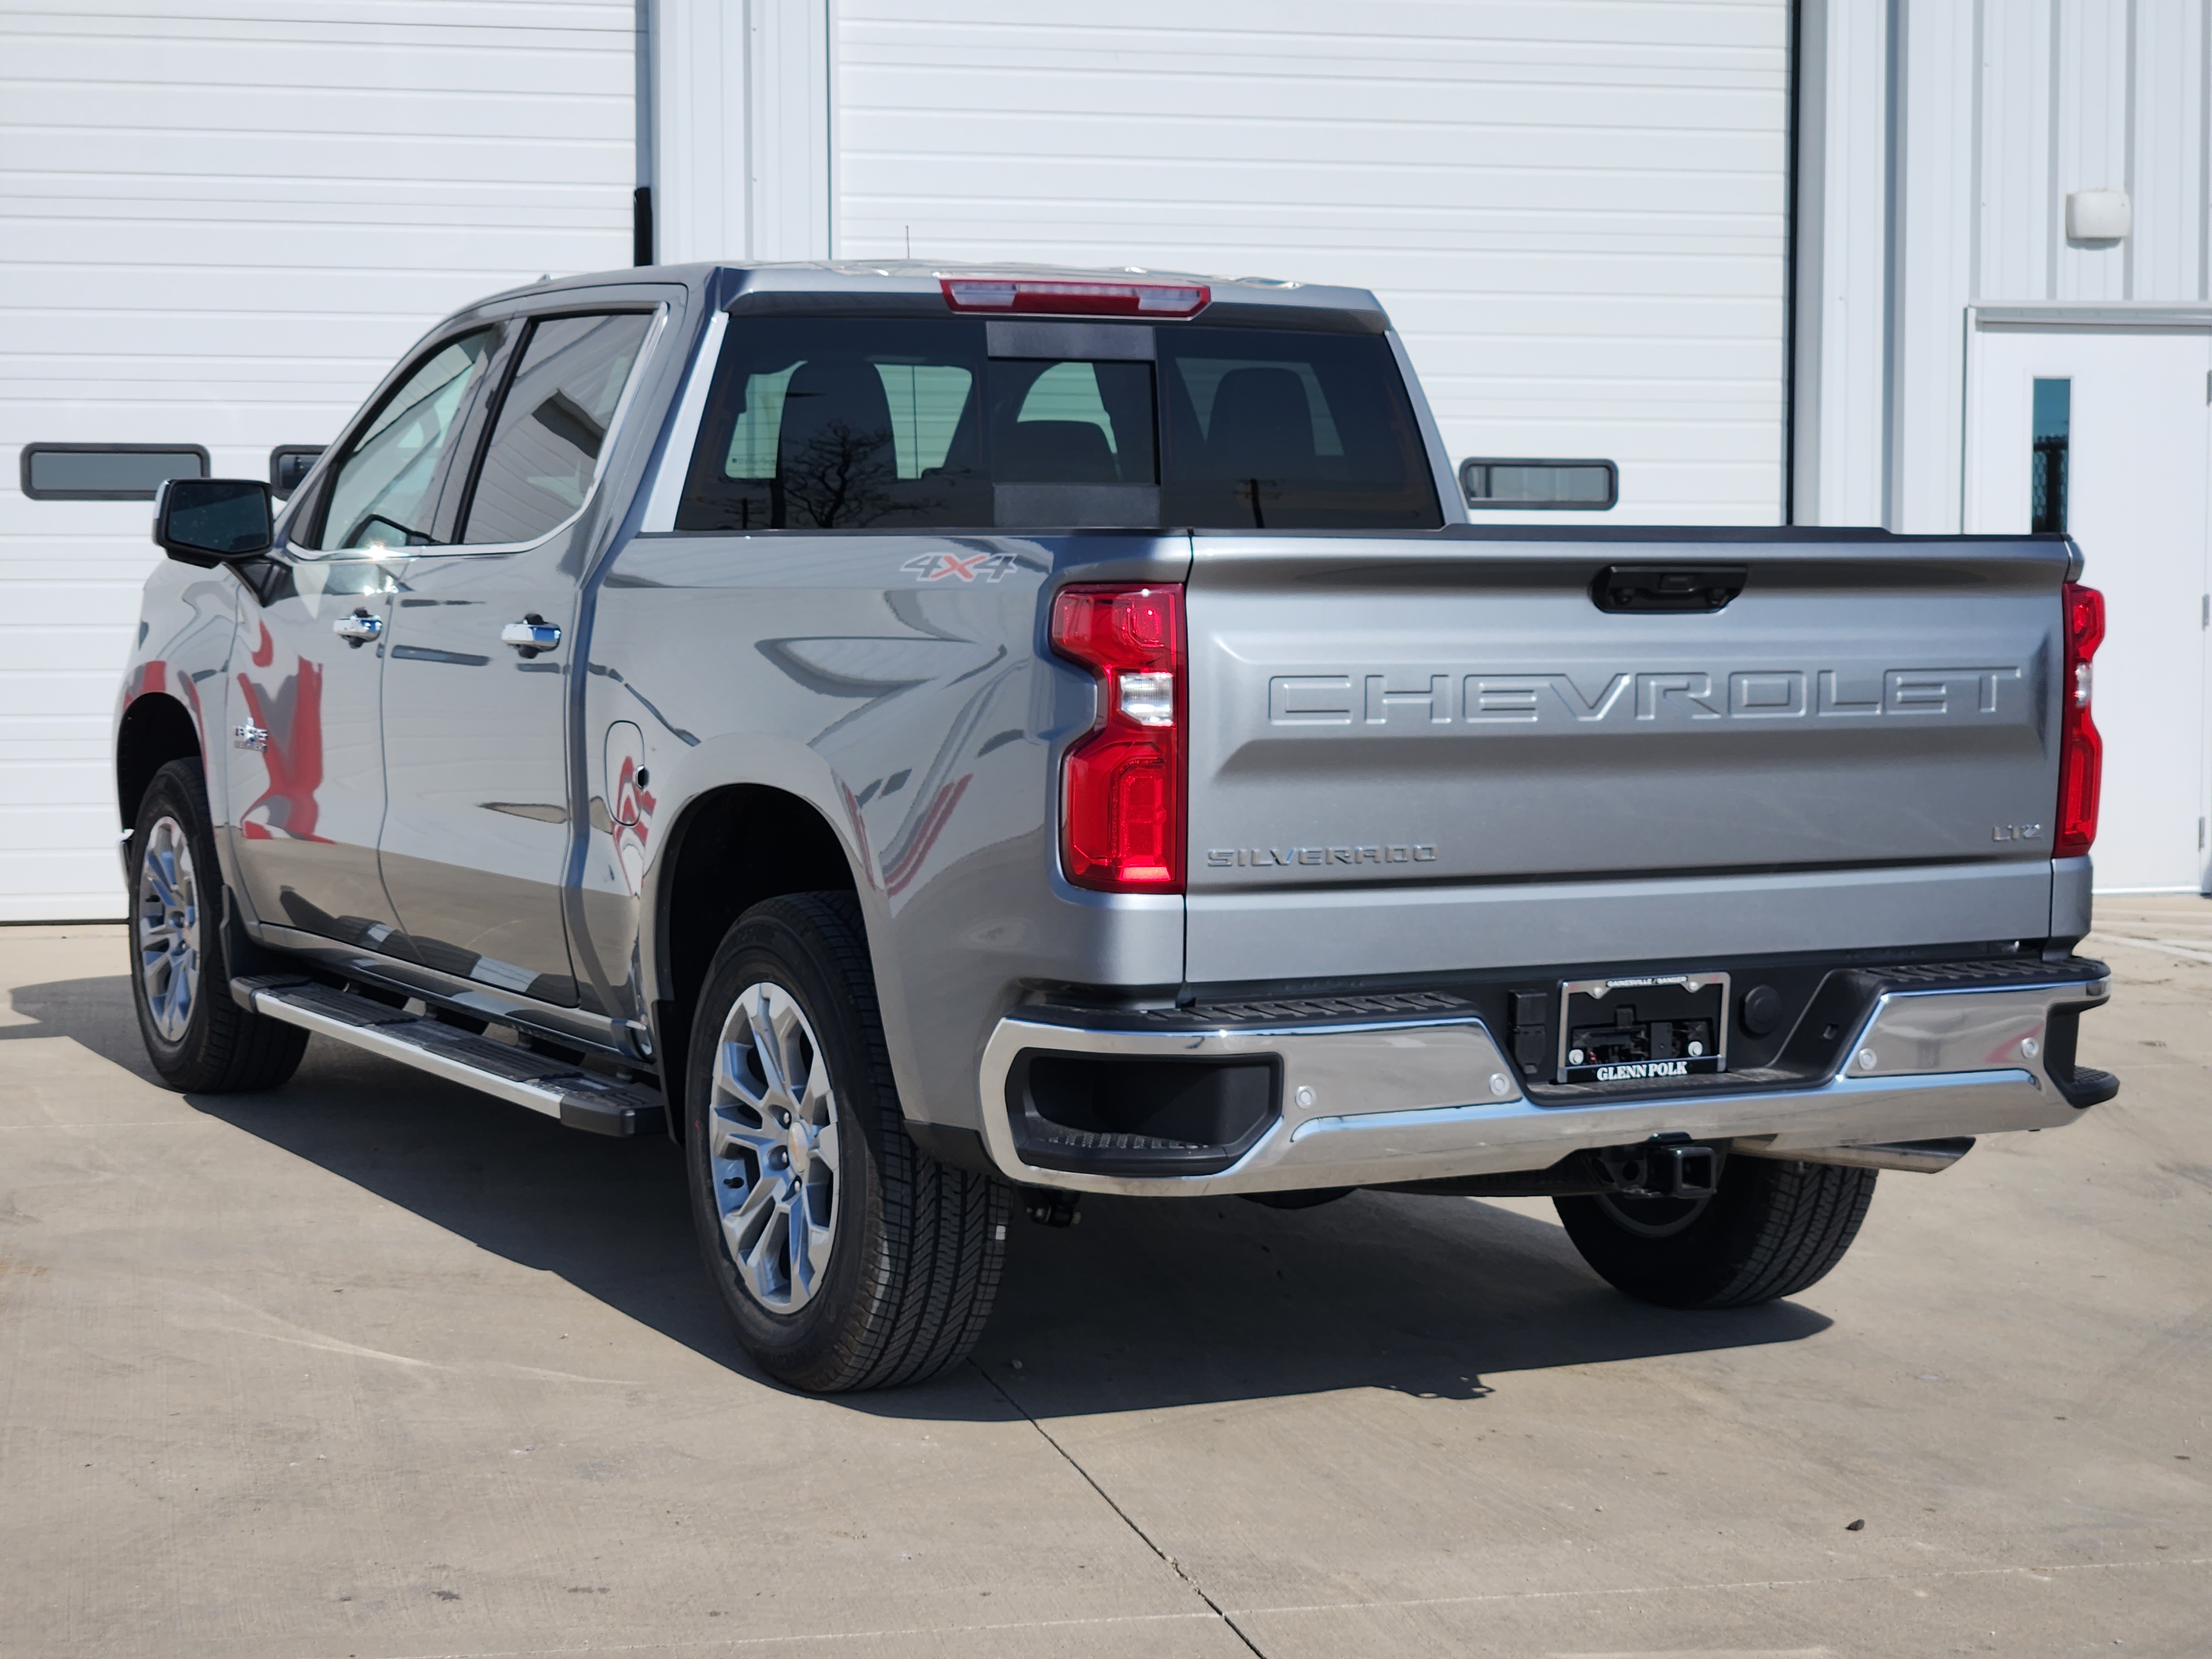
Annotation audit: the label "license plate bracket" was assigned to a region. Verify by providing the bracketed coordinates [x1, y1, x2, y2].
[1556, 972, 1730, 1085]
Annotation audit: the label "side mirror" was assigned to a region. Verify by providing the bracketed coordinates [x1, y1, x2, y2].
[154, 477, 274, 566]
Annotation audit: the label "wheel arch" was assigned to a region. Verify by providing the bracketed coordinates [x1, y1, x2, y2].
[649, 782, 863, 1138]
[116, 692, 205, 832]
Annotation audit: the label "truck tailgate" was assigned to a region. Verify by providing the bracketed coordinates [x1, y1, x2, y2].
[1183, 533, 2072, 982]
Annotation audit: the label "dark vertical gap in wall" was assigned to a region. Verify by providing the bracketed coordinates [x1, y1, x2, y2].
[1782, 0, 1803, 525]
[634, 0, 655, 266]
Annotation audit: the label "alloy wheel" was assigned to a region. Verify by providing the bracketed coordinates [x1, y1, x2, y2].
[708, 982, 841, 1312]
[135, 814, 201, 1045]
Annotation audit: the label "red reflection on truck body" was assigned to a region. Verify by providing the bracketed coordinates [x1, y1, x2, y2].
[235, 656, 327, 843]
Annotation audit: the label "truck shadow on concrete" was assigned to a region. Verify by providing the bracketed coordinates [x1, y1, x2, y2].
[6, 973, 1833, 1415]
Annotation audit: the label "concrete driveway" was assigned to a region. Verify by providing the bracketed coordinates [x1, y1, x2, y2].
[1, 914, 2205, 1658]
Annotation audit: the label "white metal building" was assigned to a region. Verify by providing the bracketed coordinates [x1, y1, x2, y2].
[3, 0, 2208, 919]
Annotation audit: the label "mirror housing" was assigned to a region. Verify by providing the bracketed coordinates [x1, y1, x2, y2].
[153, 477, 274, 566]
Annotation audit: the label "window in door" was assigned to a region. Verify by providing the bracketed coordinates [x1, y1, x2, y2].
[309, 330, 497, 551]
[460, 311, 656, 545]
[2032, 378, 2070, 533]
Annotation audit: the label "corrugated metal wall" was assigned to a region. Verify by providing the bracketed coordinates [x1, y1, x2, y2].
[1976, 0, 2208, 303]
[0, 1, 634, 919]
[1872, 0, 2212, 535]
[835, 1, 1793, 526]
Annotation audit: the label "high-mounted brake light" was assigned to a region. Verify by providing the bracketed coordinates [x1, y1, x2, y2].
[1051, 585, 1185, 893]
[2055, 581, 2105, 858]
[940, 276, 1209, 319]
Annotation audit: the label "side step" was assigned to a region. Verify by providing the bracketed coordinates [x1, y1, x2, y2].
[236, 975, 664, 1137]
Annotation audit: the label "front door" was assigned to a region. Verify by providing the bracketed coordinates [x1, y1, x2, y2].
[229, 327, 500, 945]
[1968, 322, 2212, 893]
[377, 309, 657, 1008]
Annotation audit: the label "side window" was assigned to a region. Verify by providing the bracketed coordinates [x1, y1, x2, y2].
[679, 318, 990, 531]
[309, 330, 496, 551]
[460, 311, 655, 545]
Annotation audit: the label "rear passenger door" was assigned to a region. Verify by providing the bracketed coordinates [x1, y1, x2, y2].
[376, 305, 658, 1008]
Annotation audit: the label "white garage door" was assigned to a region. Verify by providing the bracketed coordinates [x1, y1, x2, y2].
[0, 1, 634, 920]
[836, 1, 1790, 524]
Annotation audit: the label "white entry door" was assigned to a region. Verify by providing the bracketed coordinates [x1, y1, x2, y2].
[1968, 323, 2212, 893]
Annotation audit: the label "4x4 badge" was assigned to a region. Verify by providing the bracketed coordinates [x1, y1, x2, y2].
[903, 551, 1019, 583]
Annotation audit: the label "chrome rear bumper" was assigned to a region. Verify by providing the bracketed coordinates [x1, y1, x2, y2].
[975, 972, 2112, 1196]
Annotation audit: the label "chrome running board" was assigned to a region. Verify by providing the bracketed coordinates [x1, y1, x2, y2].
[235, 975, 664, 1137]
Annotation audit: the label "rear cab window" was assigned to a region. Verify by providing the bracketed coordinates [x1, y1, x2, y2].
[675, 314, 1437, 531]
[1158, 329, 1436, 529]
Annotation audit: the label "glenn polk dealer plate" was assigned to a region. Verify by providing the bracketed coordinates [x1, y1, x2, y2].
[1556, 972, 1731, 1085]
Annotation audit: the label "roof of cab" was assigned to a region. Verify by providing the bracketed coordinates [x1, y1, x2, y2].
[481, 260, 1393, 335]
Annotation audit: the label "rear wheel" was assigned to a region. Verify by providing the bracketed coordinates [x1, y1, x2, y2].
[685, 893, 1011, 1392]
[128, 759, 308, 1092]
[1554, 1156, 1876, 1308]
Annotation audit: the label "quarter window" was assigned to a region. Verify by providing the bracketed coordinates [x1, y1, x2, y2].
[461, 311, 654, 545]
[311, 330, 495, 551]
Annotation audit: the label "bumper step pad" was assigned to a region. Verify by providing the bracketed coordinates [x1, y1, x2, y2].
[234, 975, 663, 1136]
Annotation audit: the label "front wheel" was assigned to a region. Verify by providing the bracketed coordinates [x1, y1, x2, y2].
[685, 893, 1010, 1392]
[1554, 1156, 1877, 1309]
[128, 758, 307, 1093]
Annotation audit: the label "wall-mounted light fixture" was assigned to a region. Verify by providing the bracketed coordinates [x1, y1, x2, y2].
[2064, 189, 2131, 243]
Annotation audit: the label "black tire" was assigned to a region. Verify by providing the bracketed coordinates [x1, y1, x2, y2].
[128, 758, 309, 1093]
[1243, 1187, 1354, 1210]
[684, 893, 1011, 1392]
[1554, 1156, 1877, 1309]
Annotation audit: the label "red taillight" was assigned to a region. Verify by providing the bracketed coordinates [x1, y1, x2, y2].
[2056, 581, 2105, 858]
[940, 276, 1209, 319]
[1051, 584, 1185, 892]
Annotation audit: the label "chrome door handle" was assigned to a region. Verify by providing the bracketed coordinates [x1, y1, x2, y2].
[500, 615, 561, 656]
[333, 610, 383, 644]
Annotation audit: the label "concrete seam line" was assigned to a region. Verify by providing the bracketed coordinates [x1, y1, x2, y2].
[1228, 1554, 2212, 1619]
[970, 1358, 1271, 1659]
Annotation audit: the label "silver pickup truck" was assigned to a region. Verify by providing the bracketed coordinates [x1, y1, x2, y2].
[117, 263, 2117, 1392]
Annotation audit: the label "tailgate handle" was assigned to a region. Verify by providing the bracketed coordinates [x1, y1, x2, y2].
[1590, 564, 1747, 614]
